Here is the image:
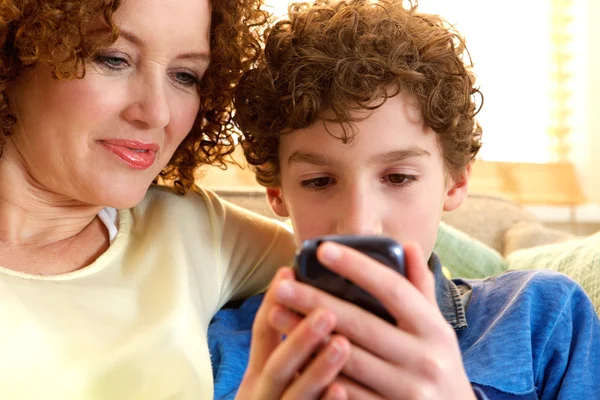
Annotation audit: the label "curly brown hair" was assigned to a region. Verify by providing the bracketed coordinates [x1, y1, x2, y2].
[235, 0, 483, 186]
[0, 0, 268, 192]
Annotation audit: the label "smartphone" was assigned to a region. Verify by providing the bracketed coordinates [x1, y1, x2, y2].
[294, 235, 405, 323]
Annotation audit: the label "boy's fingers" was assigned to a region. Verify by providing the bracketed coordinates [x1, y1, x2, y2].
[320, 382, 348, 400]
[334, 375, 384, 400]
[284, 335, 351, 399]
[268, 304, 303, 333]
[315, 242, 439, 332]
[255, 308, 338, 398]
[271, 278, 428, 364]
[403, 242, 436, 304]
[247, 268, 295, 367]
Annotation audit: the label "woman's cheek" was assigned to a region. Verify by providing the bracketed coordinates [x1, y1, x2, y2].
[166, 102, 200, 149]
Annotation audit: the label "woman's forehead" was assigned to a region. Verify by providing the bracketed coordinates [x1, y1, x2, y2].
[111, 0, 211, 49]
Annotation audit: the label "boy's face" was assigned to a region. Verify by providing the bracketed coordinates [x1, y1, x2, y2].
[267, 94, 469, 258]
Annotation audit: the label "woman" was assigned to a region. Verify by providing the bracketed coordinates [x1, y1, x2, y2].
[0, 0, 346, 398]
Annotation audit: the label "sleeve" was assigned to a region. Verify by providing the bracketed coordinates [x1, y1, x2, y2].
[198, 188, 296, 308]
[535, 281, 600, 399]
[209, 294, 264, 400]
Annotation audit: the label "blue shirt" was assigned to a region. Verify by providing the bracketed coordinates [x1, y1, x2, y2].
[208, 255, 600, 399]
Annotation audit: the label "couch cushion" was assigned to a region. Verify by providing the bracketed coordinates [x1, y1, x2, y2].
[215, 189, 509, 280]
[503, 220, 575, 257]
[434, 222, 507, 279]
[441, 194, 537, 253]
[214, 188, 284, 220]
[507, 232, 600, 315]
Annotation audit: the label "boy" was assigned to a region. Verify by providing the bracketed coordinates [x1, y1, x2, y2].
[209, 1, 600, 398]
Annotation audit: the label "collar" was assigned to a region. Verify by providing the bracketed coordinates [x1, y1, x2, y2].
[430, 253, 468, 330]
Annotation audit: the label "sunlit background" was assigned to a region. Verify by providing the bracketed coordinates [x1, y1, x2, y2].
[258, 0, 599, 193]
[263, 0, 592, 164]
[200, 0, 600, 231]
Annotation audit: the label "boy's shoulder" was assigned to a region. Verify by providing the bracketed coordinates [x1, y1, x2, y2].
[458, 269, 594, 350]
[462, 269, 584, 307]
[457, 270, 599, 398]
[458, 269, 592, 330]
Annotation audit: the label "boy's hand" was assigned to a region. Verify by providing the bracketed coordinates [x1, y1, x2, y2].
[236, 267, 352, 400]
[268, 242, 477, 400]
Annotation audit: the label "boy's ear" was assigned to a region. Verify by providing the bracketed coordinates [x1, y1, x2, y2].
[266, 187, 290, 218]
[443, 163, 471, 212]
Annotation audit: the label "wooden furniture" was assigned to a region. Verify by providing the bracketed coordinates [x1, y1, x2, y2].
[469, 160, 586, 206]
[199, 154, 586, 207]
[469, 160, 586, 231]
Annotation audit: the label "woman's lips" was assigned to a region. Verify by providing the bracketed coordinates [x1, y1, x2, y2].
[99, 140, 159, 170]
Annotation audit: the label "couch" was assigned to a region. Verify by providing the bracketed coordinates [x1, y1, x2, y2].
[214, 189, 570, 253]
[214, 189, 600, 314]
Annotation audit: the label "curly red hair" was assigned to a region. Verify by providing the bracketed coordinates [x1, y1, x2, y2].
[0, 0, 268, 192]
[235, 0, 483, 186]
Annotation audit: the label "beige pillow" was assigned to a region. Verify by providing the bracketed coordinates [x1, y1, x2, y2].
[441, 194, 537, 253]
[503, 221, 575, 257]
[507, 231, 600, 315]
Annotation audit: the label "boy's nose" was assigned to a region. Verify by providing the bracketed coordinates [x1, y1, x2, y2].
[335, 193, 383, 236]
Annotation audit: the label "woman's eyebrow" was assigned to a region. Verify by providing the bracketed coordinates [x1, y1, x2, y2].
[89, 27, 210, 61]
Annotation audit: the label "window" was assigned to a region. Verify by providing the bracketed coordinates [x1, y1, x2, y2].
[264, 0, 577, 163]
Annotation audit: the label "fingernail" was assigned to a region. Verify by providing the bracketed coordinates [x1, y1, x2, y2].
[327, 339, 345, 364]
[277, 267, 293, 280]
[276, 280, 294, 301]
[319, 242, 342, 264]
[311, 310, 332, 334]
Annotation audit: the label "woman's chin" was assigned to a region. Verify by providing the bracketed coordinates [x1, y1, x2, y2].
[89, 182, 154, 210]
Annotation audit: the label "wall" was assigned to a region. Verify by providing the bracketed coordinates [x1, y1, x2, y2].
[571, 0, 600, 202]
[200, 0, 600, 231]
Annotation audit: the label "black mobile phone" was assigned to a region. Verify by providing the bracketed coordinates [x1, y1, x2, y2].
[294, 235, 405, 324]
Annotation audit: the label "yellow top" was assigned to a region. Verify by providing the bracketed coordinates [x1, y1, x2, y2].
[0, 186, 295, 399]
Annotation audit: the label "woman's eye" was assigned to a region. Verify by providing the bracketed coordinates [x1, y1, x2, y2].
[300, 177, 335, 190]
[383, 174, 416, 186]
[95, 55, 129, 70]
[170, 71, 199, 87]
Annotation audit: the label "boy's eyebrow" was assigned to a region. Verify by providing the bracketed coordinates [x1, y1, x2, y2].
[288, 151, 332, 166]
[369, 148, 431, 164]
[287, 148, 430, 166]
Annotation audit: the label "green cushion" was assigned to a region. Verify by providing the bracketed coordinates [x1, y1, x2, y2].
[434, 221, 508, 279]
[507, 232, 600, 315]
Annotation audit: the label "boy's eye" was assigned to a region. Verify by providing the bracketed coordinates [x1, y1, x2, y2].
[300, 177, 335, 190]
[382, 174, 416, 186]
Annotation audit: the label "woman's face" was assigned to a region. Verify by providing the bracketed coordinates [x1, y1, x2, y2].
[2, 0, 211, 208]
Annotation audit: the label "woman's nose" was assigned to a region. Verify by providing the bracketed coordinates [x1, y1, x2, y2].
[122, 76, 170, 129]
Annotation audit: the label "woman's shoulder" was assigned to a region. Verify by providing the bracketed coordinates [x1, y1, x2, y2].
[138, 184, 209, 207]
[127, 185, 291, 242]
[131, 185, 226, 220]
[114, 185, 222, 242]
